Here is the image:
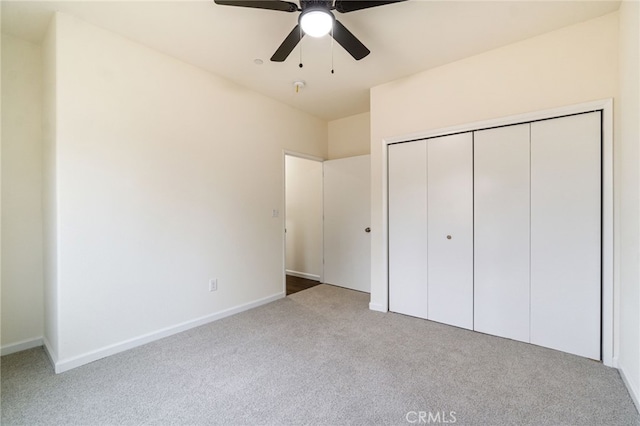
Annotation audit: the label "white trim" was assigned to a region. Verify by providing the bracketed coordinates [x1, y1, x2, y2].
[600, 99, 614, 367]
[1, 337, 43, 356]
[43, 336, 58, 367]
[52, 292, 284, 374]
[369, 302, 387, 313]
[381, 99, 615, 367]
[285, 270, 321, 281]
[384, 99, 612, 145]
[283, 150, 324, 163]
[612, 356, 620, 369]
[619, 364, 640, 414]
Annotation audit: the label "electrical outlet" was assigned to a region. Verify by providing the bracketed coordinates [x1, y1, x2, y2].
[209, 278, 218, 292]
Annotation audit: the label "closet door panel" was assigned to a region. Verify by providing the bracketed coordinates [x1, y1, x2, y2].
[427, 133, 473, 330]
[388, 141, 428, 319]
[474, 124, 531, 342]
[530, 112, 601, 360]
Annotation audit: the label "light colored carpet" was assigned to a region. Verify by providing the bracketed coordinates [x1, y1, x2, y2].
[2, 284, 638, 425]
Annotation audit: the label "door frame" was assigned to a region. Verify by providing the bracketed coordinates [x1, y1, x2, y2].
[379, 98, 614, 366]
[282, 150, 325, 295]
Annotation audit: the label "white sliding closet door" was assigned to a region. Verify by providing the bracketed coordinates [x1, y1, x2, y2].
[427, 133, 473, 330]
[530, 112, 601, 360]
[474, 124, 531, 342]
[388, 141, 428, 319]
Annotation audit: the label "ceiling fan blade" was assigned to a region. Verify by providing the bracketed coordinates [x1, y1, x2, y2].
[331, 20, 370, 60]
[214, 0, 298, 13]
[334, 0, 407, 14]
[271, 25, 305, 62]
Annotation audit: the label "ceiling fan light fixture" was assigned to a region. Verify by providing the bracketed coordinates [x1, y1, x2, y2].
[300, 9, 333, 38]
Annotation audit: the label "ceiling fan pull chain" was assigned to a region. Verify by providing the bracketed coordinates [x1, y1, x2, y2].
[330, 25, 335, 74]
[299, 25, 304, 68]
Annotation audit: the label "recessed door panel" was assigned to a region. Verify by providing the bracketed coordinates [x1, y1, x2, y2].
[474, 124, 531, 342]
[388, 141, 428, 319]
[427, 133, 473, 330]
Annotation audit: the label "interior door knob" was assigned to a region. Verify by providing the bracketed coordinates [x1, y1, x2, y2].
[365, 227, 371, 233]
[446, 235, 452, 239]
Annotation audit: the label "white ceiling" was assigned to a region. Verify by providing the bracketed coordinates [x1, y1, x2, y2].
[1, 0, 621, 121]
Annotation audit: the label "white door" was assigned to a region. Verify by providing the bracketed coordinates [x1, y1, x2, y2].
[427, 133, 474, 330]
[474, 124, 531, 342]
[530, 112, 601, 360]
[323, 155, 371, 293]
[388, 141, 428, 318]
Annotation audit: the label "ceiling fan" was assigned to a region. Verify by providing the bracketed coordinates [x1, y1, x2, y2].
[214, 0, 407, 62]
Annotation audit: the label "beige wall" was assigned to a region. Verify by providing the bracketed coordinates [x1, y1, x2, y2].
[328, 112, 370, 159]
[42, 15, 59, 359]
[1, 34, 44, 352]
[617, 0, 640, 409]
[370, 11, 619, 348]
[43, 12, 327, 369]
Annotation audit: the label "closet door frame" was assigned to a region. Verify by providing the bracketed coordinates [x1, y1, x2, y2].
[381, 98, 614, 367]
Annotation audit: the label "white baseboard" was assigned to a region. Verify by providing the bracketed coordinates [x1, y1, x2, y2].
[619, 364, 640, 414]
[53, 292, 285, 374]
[43, 336, 58, 368]
[1, 337, 43, 356]
[285, 270, 320, 281]
[369, 302, 387, 313]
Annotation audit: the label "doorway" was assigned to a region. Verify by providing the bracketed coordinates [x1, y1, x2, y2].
[284, 154, 323, 295]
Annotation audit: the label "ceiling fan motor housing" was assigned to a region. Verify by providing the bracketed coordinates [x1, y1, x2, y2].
[300, 0, 334, 11]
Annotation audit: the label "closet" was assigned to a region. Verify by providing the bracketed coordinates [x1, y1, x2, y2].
[388, 133, 473, 329]
[388, 111, 602, 360]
